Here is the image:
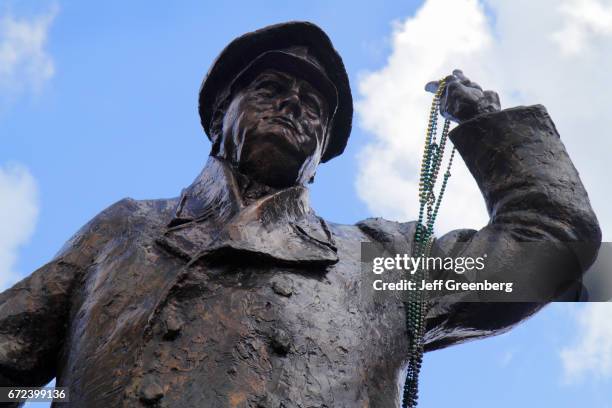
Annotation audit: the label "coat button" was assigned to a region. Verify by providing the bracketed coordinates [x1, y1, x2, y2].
[163, 313, 184, 340]
[139, 376, 164, 405]
[271, 278, 293, 297]
[270, 328, 291, 355]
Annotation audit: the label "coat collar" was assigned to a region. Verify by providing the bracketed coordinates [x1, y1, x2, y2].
[156, 156, 338, 267]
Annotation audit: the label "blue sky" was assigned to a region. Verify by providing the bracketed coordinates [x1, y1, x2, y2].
[2, 1, 611, 407]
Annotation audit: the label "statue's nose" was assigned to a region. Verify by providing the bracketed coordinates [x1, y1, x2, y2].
[278, 92, 302, 119]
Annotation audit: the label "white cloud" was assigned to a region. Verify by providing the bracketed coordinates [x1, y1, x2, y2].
[356, 0, 612, 239]
[356, 0, 492, 233]
[553, 0, 612, 55]
[560, 303, 612, 382]
[0, 163, 39, 290]
[0, 4, 58, 102]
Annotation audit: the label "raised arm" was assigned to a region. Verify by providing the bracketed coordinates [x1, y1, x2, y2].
[422, 71, 602, 351]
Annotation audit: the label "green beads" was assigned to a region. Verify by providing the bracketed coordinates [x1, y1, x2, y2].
[402, 79, 456, 408]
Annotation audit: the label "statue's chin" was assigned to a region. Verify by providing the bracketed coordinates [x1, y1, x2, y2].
[238, 142, 305, 189]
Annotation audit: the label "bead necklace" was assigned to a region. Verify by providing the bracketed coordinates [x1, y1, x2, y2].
[402, 79, 456, 408]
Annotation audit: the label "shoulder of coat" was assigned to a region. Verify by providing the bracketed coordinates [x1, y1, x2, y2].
[55, 197, 179, 257]
[356, 217, 418, 243]
[321, 217, 419, 243]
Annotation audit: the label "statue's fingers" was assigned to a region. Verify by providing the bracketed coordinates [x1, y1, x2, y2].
[484, 90, 501, 110]
[426, 74, 458, 94]
[452, 69, 483, 90]
[443, 74, 458, 83]
[425, 80, 439, 93]
[467, 81, 483, 91]
[452, 69, 468, 81]
[442, 74, 460, 91]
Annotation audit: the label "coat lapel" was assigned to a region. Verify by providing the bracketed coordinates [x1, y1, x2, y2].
[156, 157, 338, 267]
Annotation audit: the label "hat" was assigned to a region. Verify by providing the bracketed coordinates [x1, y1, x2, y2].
[198, 21, 353, 163]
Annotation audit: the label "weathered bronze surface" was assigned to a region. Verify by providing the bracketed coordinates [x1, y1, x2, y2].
[0, 21, 601, 408]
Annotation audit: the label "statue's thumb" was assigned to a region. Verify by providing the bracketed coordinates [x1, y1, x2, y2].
[425, 81, 438, 93]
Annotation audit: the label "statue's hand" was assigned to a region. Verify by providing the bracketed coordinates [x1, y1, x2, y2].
[425, 69, 500, 124]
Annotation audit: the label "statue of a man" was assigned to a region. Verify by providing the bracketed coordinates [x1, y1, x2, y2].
[0, 21, 601, 407]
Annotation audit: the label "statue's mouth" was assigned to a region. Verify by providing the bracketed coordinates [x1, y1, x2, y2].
[265, 116, 312, 148]
[270, 116, 300, 133]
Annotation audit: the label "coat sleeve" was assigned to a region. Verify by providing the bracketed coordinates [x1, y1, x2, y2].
[423, 105, 602, 352]
[0, 198, 135, 391]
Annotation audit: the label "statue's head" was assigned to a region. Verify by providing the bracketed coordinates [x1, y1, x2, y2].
[198, 22, 353, 189]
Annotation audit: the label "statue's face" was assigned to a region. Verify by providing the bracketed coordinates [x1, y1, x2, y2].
[219, 69, 330, 188]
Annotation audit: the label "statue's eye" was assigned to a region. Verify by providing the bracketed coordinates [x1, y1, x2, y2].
[254, 80, 282, 95]
[302, 94, 322, 117]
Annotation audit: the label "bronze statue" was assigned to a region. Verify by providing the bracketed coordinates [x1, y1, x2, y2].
[0, 21, 601, 407]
